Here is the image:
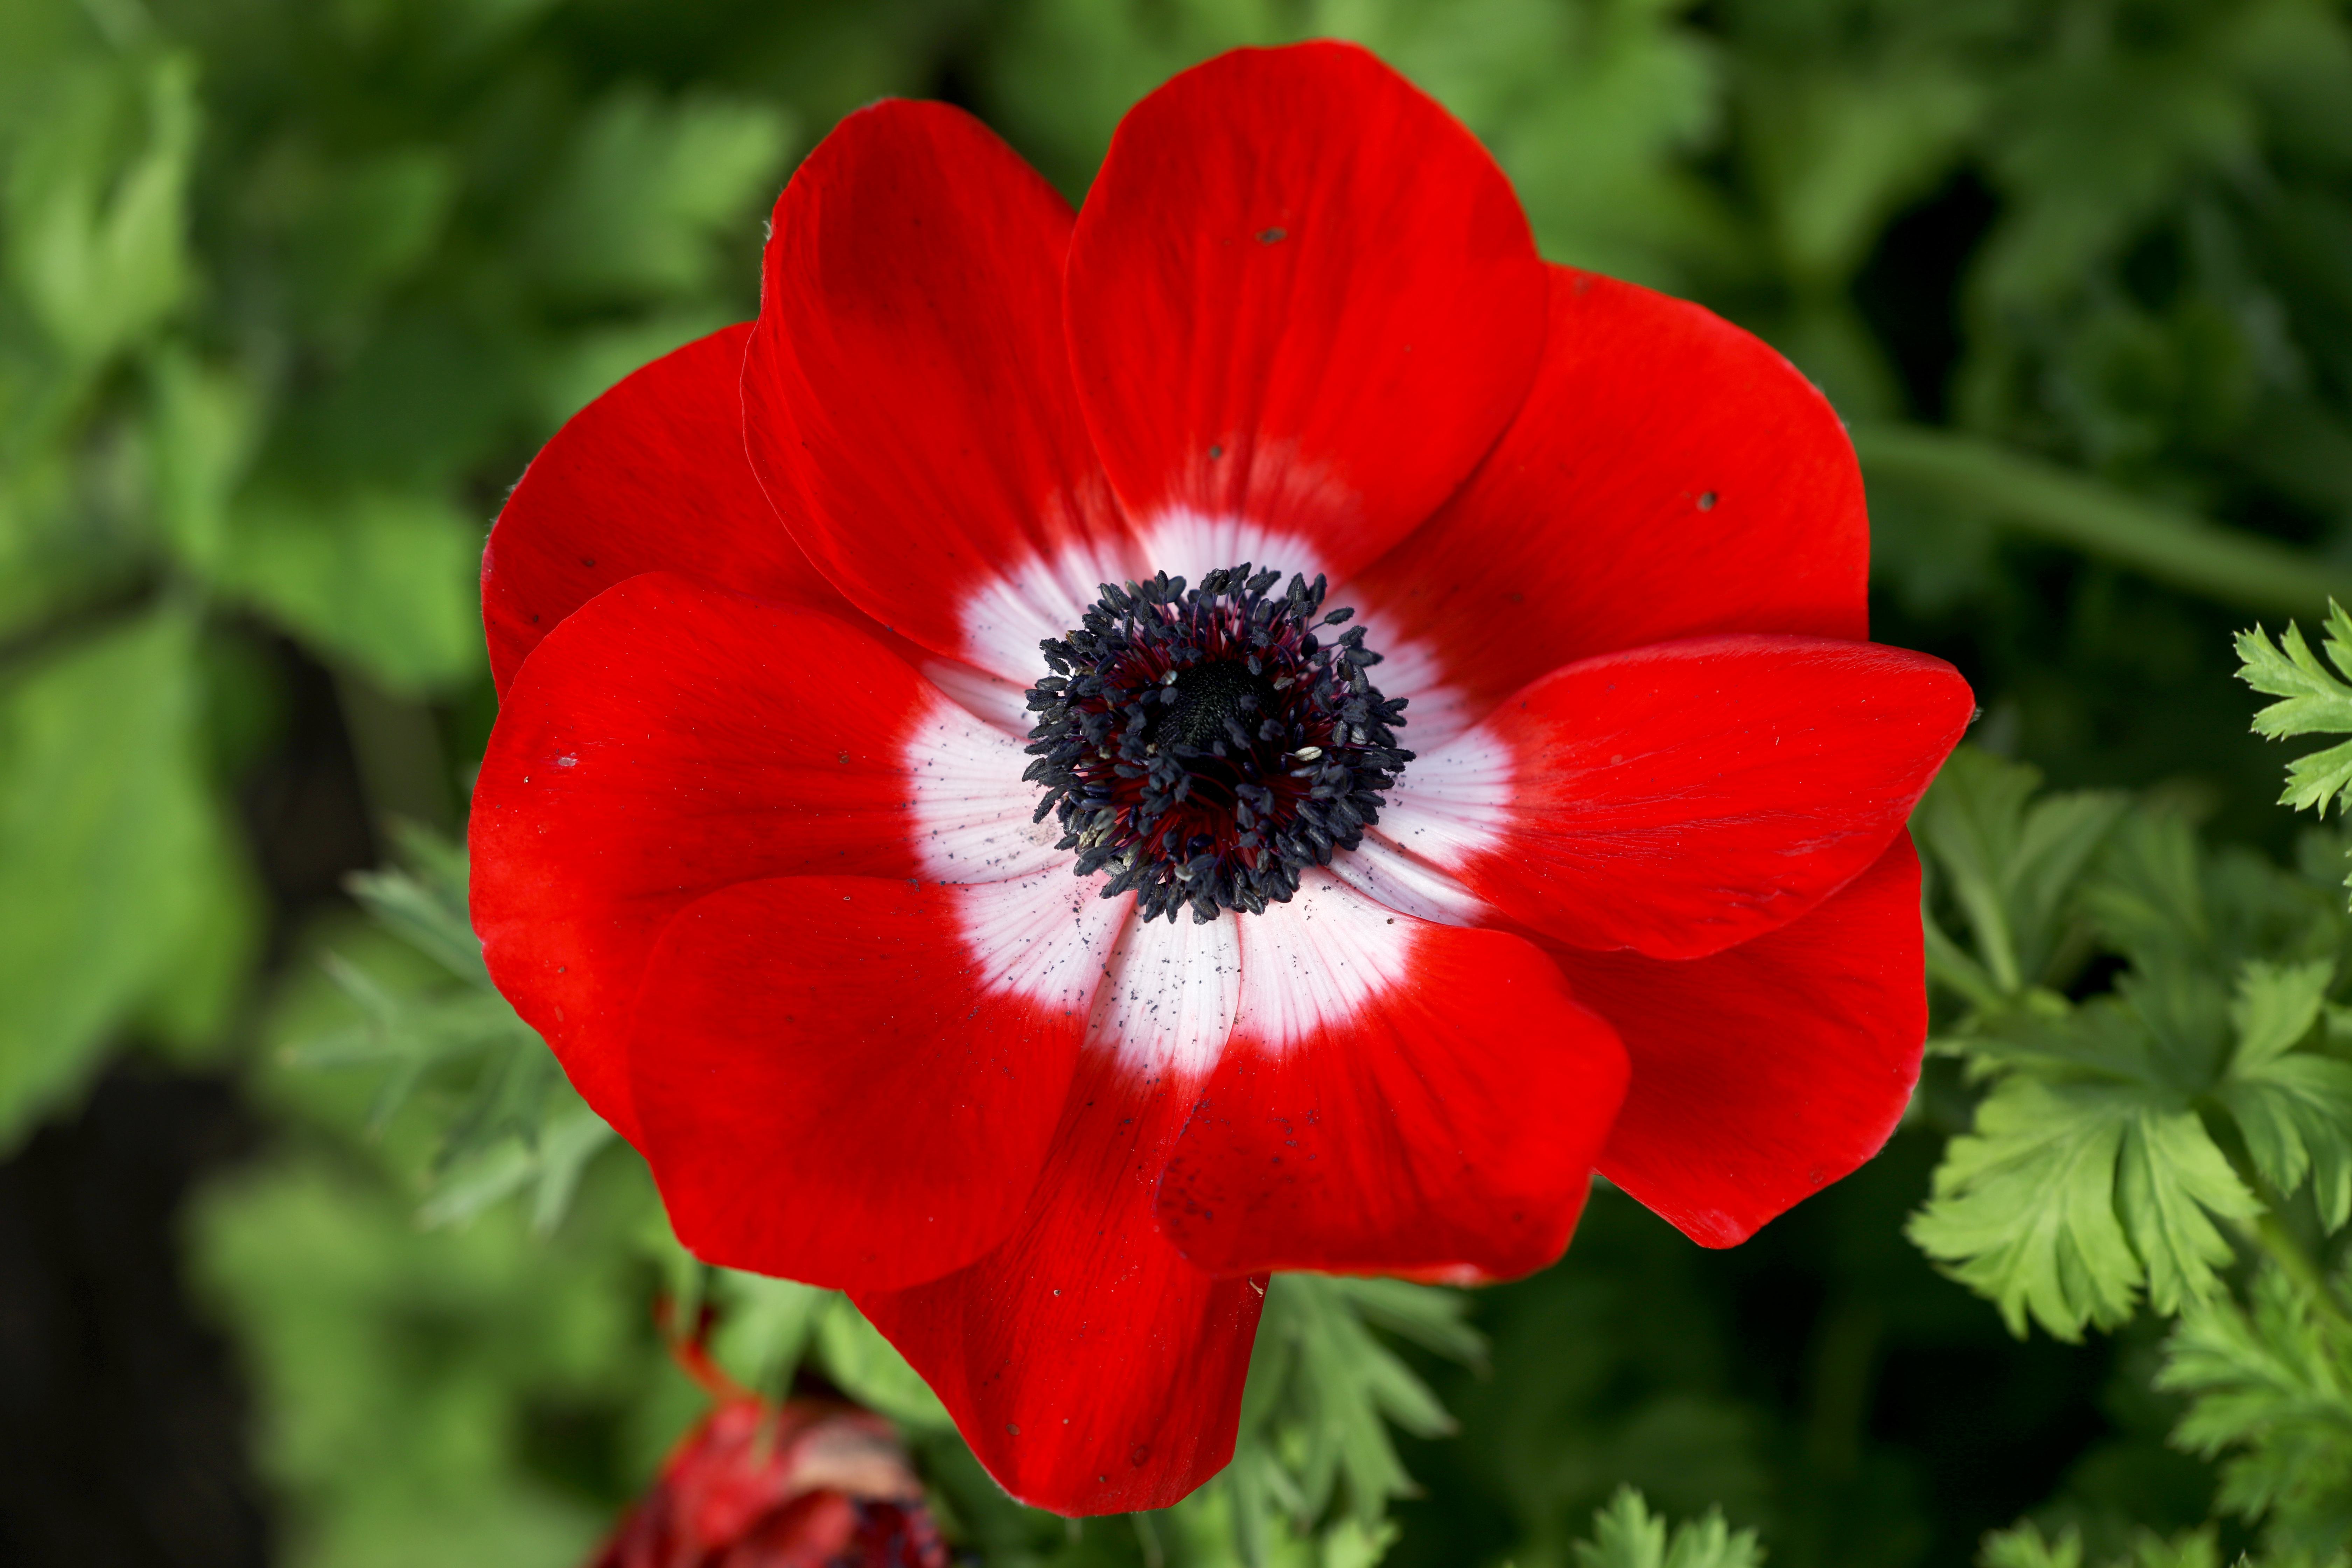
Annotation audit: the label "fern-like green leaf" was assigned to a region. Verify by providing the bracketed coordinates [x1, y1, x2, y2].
[1909, 1062, 2258, 1339]
[1977, 1522, 2225, 1568]
[2215, 959, 2352, 1232]
[2238, 604, 2352, 817]
[1977, 1521, 2085, 1568]
[1572, 1486, 1765, 1568]
[1909, 1074, 2147, 1338]
[1915, 747, 2129, 1000]
[2159, 1264, 2352, 1557]
[284, 828, 611, 1234]
[1216, 1274, 1483, 1567]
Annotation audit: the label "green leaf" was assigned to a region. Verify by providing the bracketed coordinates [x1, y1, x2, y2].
[1909, 1064, 2258, 1339]
[2077, 810, 2210, 970]
[2218, 1055, 2352, 1233]
[3, 53, 196, 365]
[281, 833, 612, 1234]
[523, 87, 791, 304]
[2117, 1108, 2264, 1317]
[2159, 1263, 2352, 1557]
[2213, 956, 2352, 1231]
[216, 484, 484, 694]
[292, 969, 530, 1133]
[1977, 1523, 2226, 1568]
[2113, 1531, 2222, 1568]
[1909, 1074, 2145, 1339]
[975, 0, 1287, 197]
[1915, 747, 2128, 998]
[1978, 1521, 2084, 1568]
[191, 1154, 651, 1568]
[706, 1271, 833, 1398]
[2238, 603, 2352, 816]
[127, 797, 261, 1059]
[1977, 47, 2258, 309]
[813, 1298, 954, 1431]
[413, 1104, 608, 1233]
[1212, 1274, 1481, 1566]
[280, 146, 458, 326]
[2228, 959, 2334, 1069]
[1363, 0, 1732, 288]
[345, 828, 489, 985]
[0, 606, 244, 1146]
[141, 345, 261, 574]
[1741, 63, 1981, 287]
[1572, 1486, 1764, 1568]
[529, 308, 734, 429]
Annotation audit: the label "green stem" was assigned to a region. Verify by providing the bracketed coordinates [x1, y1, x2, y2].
[1851, 424, 2352, 615]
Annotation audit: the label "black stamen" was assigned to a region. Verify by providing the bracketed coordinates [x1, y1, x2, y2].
[1023, 564, 1413, 924]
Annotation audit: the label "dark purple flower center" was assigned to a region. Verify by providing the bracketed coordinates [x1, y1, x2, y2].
[1023, 564, 1412, 925]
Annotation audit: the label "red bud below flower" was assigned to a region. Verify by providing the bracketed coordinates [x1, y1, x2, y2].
[588, 1397, 948, 1568]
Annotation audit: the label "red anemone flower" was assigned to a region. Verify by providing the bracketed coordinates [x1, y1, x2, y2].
[472, 42, 1973, 1517]
[590, 1397, 947, 1568]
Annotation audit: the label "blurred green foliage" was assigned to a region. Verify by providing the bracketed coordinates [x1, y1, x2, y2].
[5, 0, 2352, 1564]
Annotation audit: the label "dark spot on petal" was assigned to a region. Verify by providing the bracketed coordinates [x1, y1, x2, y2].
[1698, 491, 1718, 510]
[1257, 227, 1286, 244]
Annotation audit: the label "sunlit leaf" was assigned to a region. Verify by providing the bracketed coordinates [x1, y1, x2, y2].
[1910, 1073, 2148, 1339]
[2239, 603, 2352, 817]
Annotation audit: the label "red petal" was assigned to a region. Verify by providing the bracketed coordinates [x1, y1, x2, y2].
[483, 324, 883, 699]
[743, 99, 1133, 682]
[1156, 873, 1627, 1283]
[1344, 267, 1871, 735]
[1397, 635, 1970, 960]
[1065, 42, 1546, 582]
[470, 573, 1044, 1143]
[627, 875, 1114, 1290]
[854, 918, 1264, 1516]
[1550, 834, 1928, 1247]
